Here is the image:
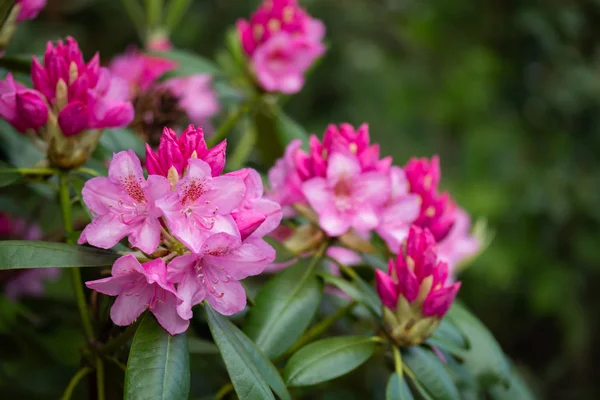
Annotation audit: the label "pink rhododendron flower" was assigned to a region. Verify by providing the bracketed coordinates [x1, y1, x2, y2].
[168, 232, 275, 316]
[16, 0, 46, 22]
[375, 225, 461, 318]
[267, 139, 306, 214]
[109, 48, 177, 94]
[237, 0, 325, 93]
[376, 166, 421, 250]
[5, 269, 60, 299]
[145, 125, 226, 179]
[404, 156, 457, 242]
[161, 75, 220, 126]
[302, 152, 390, 237]
[155, 158, 245, 253]
[227, 168, 282, 240]
[30, 36, 133, 136]
[437, 208, 480, 274]
[86, 255, 188, 335]
[0, 73, 48, 133]
[78, 150, 170, 254]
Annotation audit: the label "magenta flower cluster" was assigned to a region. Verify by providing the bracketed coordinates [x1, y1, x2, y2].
[0, 37, 133, 137]
[237, 0, 325, 94]
[82, 126, 282, 334]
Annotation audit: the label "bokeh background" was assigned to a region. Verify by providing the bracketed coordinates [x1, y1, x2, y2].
[6, 0, 600, 398]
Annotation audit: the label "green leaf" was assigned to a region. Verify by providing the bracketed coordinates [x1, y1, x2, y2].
[427, 318, 469, 357]
[275, 112, 310, 146]
[319, 272, 381, 317]
[156, 49, 221, 77]
[488, 365, 536, 400]
[403, 347, 460, 400]
[244, 259, 323, 359]
[99, 128, 146, 157]
[284, 336, 377, 387]
[0, 241, 120, 269]
[386, 373, 414, 400]
[124, 314, 190, 400]
[204, 306, 277, 400]
[446, 302, 511, 387]
[187, 336, 219, 354]
[0, 163, 21, 187]
[165, 0, 192, 30]
[0, 120, 44, 167]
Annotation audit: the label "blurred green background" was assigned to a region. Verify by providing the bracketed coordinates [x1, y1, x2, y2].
[7, 0, 600, 398]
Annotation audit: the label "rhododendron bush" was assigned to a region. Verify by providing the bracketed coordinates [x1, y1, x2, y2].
[0, 1, 534, 399]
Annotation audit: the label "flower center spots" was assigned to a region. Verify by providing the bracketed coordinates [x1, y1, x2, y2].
[195, 261, 231, 298]
[122, 175, 146, 203]
[180, 178, 206, 205]
[334, 178, 354, 211]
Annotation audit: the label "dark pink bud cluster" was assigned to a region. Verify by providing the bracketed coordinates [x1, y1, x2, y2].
[237, 0, 325, 93]
[404, 156, 457, 242]
[375, 225, 461, 319]
[145, 125, 226, 179]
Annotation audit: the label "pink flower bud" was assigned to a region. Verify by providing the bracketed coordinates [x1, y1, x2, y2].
[16, 0, 46, 22]
[146, 125, 227, 179]
[232, 210, 267, 241]
[0, 73, 48, 133]
[375, 269, 399, 310]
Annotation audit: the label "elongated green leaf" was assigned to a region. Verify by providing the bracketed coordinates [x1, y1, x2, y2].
[125, 314, 190, 400]
[165, 0, 192, 30]
[0, 120, 43, 167]
[319, 272, 380, 317]
[489, 365, 536, 400]
[284, 336, 377, 387]
[427, 318, 469, 357]
[156, 49, 221, 76]
[244, 259, 323, 359]
[187, 336, 219, 354]
[99, 128, 146, 157]
[446, 303, 510, 387]
[205, 306, 276, 400]
[0, 241, 120, 269]
[403, 347, 460, 400]
[0, 165, 21, 187]
[386, 373, 414, 400]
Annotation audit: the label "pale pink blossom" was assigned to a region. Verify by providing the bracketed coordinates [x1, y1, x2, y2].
[161, 75, 220, 126]
[31, 37, 134, 136]
[437, 208, 480, 274]
[0, 73, 48, 133]
[227, 168, 282, 240]
[168, 232, 275, 316]
[376, 166, 421, 251]
[109, 48, 177, 94]
[302, 152, 389, 237]
[267, 139, 306, 214]
[375, 225, 461, 318]
[16, 0, 46, 22]
[78, 150, 170, 254]
[145, 125, 226, 179]
[86, 255, 188, 335]
[237, 0, 325, 94]
[5, 269, 60, 299]
[155, 158, 245, 253]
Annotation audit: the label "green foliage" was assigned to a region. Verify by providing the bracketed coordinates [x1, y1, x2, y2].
[125, 314, 190, 400]
[403, 347, 460, 400]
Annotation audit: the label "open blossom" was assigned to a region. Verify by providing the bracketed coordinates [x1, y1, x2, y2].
[376, 166, 421, 250]
[161, 75, 220, 126]
[0, 73, 48, 133]
[375, 225, 461, 346]
[168, 233, 275, 317]
[145, 125, 226, 179]
[156, 158, 245, 253]
[86, 255, 188, 335]
[237, 0, 325, 93]
[30, 37, 133, 136]
[78, 150, 170, 254]
[302, 152, 390, 237]
[109, 48, 177, 94]
[404, 156, 456, 242]
[16, 0, 46, 22]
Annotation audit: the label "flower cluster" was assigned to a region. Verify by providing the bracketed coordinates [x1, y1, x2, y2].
[109, 47, 220, 141]
[375, 226, 461, 346]
[0, 37, 133, 168]
[237, 0, 325, 94]
[268, 123, 480, 274]
[82, 125, 281, 335]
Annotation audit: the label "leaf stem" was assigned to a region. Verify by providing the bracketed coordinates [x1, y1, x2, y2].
[100, 317, 143, 354]
[207, 98, 257, 148]
[60, 367, 93, 400]
[96, 357, 105, 400]
[215, 382, 234, 400]
[16, 167, 58, 175]
[59, 172, 94, 342]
